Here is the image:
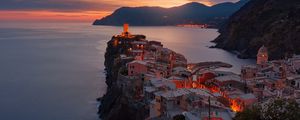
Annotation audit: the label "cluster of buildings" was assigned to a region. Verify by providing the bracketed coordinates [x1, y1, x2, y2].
[112, 24, 300, 120]
[241, 46, 300, 103]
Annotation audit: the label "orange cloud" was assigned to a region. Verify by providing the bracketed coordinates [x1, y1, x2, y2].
[0, 10, 111, 22]
[0, 0, 238, 22]
[187, 0, 239, 6]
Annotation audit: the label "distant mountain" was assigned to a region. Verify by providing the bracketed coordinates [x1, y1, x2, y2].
[213, 0, 300, 60]
[93, 0, 249, 27]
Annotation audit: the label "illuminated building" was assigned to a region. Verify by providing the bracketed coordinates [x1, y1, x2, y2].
[257, 45, 268, 67]
[127, 60, 148, 76]
[122, 23, 131, 37]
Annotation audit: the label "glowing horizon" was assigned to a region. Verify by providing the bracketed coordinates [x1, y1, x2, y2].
[0, 0, 239, 22]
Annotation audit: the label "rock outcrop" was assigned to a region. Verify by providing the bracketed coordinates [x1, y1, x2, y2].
[98, 35, 148, 120]
[213, 0, 300, 60]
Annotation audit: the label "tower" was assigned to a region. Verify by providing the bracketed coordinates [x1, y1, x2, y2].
[122, 23, 130, 37]
[123, 23, 129, 33]
[257, 45, 268, 67]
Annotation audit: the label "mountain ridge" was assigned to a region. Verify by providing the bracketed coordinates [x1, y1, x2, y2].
[93, 0, 249, 27]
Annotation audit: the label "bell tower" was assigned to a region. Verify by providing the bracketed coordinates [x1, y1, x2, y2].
[257, 45, 268, 67]
[122, 23, 130, 37]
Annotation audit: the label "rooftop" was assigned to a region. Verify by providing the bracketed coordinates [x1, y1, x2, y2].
[131, 50, 143, 53]
[173, 66, 187, 71]
[150, 78, 176, 89]
[132, 41, 147, 45]
[144, 86, 157, 93]
[188, 88, 213, 97]
[239, 93, 256, 100]
[215, 75, 242, 83]
[161, 89, 191, 99]
[128, 60, 147, 65]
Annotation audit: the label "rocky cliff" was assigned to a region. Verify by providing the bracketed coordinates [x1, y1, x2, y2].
[98, 35, 148, 120]
[213, 0, 300, 60]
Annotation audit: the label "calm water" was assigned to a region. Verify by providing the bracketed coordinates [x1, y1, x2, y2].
[0, 22, 254, 120]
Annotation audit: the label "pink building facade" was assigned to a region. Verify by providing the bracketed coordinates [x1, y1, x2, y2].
[127, 60, 148, 76]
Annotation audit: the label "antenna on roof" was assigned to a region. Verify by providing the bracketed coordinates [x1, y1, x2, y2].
[208, 96, 211, 120]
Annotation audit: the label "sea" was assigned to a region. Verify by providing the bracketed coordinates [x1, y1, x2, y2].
[0, 22, 254, 120]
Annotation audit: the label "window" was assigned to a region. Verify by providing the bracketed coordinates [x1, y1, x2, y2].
[131, 65, 135, 69]
[291, 81, 295, 85]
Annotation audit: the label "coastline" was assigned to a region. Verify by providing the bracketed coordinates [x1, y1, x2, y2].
[98, 26, 235, 120]
[98, 24, 300, 120]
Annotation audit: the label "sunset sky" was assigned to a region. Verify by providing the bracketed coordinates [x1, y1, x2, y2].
[0, 0, 239, 22]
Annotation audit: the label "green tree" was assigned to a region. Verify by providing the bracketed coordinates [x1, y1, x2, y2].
[234, 99, 300, 120]
[263, 99, 300, 120]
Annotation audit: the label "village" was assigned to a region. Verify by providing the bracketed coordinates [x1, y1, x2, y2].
[110, 24, 300, 120]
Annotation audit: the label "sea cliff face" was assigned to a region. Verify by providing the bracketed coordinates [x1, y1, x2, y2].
[98, 35, 148, 120]
[213, 0, 300, 60]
